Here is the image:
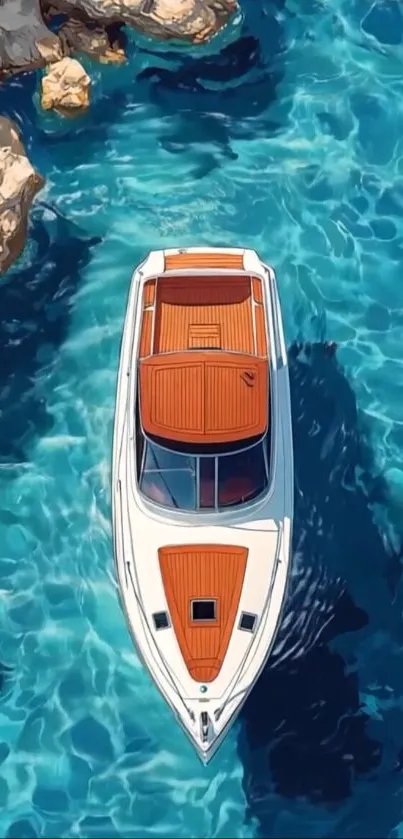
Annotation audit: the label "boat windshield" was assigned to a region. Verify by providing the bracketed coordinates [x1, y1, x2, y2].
[218, 444, 268, 507]
[139, 440, 197, 510]
[138, 436, 269, 511]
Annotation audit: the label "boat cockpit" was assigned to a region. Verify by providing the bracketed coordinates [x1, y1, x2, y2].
[135, 425, 271, 512]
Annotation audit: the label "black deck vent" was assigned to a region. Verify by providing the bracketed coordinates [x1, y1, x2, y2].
[153, 611, 170, 630]
[239, 612, 257, 633]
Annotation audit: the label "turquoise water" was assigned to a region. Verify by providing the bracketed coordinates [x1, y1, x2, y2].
[1, 0, 403, 836]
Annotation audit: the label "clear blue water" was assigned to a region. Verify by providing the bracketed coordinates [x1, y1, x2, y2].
[1, 0, 403, 836]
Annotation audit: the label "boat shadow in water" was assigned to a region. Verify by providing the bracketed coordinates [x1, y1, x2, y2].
[238, 341, 403, 834]
[0, 207, 101, 464]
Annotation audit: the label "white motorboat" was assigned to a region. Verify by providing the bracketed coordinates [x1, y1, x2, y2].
[112, 247, 293, 763]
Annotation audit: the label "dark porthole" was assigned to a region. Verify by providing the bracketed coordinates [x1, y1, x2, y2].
[191, 599, 217, 622]
[153, 611, 170, 630]
[239, 612, 257, 633]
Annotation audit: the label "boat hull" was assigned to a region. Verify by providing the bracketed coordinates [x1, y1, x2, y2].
[112, 247, 293, 762]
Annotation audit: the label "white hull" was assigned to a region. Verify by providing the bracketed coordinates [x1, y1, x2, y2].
[112, 247, 293, 763]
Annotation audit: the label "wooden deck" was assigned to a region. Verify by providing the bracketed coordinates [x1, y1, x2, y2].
[138, 274, 269, 445]
[158, 544, 248, 683]
[139, 280, 156, 357]
[165, 252, 244, 272]
[154, 276, 254, 355]
[139, 352, 268, 445]
[139, 275, 268, 359]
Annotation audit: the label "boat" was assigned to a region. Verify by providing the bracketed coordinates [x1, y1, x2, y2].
[112, 247, 293, 763]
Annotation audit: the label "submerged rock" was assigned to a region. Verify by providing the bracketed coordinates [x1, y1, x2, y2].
[58, 18, 127, 64]
[0, 0, 63, 77]
[0, 119, 44, 275]
[41, 0, 238, 44]
[41, 56, 91, 115]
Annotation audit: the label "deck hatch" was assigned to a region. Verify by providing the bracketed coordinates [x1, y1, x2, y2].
[188, 323, 221, 350]
[191, 599, 217, 622]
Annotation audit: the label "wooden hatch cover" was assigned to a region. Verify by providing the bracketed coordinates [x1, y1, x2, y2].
[159, 544, 248, 682]
[139, 351, 268, 445]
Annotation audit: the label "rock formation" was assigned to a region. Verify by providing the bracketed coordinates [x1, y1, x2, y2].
[0, 0, 237, 79]
[41, 57, 91, 114]
[57, 17, 127, 63]
[41, 0, 238, 44]
[0, 0, 238, 271]
[0, 119, 44, 275]
[0, 0, 63, 77]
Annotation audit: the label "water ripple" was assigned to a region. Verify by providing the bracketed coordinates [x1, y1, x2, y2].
[0, 0, 403, 836]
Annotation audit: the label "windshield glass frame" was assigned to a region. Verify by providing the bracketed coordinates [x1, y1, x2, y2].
[216, 440, 269, 508]
[137, 432, 271, 513]
[138, 437, 198, 511]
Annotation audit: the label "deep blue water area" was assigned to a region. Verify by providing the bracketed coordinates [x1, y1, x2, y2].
[1, 0, 403, 836]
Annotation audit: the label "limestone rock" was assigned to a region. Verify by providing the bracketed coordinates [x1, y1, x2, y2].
[58, 18, 127, 64]
[0, 119, 44, 275]
[41, 0, 238, 44]
[41, 57, 91, 115]
[0, 0, 63, 77]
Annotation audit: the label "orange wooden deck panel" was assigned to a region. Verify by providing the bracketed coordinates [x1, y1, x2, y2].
[153, 276, 254, 355]
[165, 252, 244, 271]
[139, 352, 268, 444]
[158, 544, 248, 682]
[138, 273, 269, 442]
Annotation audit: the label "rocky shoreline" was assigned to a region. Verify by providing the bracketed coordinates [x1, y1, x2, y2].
[0, 118, 44, 274]
[0, 0, 237, 273]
